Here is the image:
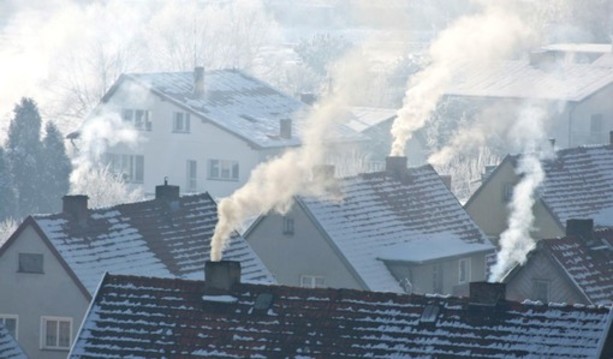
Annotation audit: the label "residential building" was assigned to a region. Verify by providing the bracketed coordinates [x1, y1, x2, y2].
[69, 261, 613, 358]
[0, 182, 272, 359]
[245, 156, 494, 295]
[466, 141, 613, 243]
[0, 323, 27, 359]
[88, 67, 365, 198]
[504, 219, 612, 306]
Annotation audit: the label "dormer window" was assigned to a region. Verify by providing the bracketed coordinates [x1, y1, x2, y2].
[173, 112, 191, 133]
[122, 109, 152, 131]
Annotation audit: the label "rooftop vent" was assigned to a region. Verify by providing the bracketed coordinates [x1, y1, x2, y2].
[63, 195, 89, 227]
[280, 118, 292, 139]
[469, 282, 506, 306]
[385, 156, 409, 182]
[204, 260, 241, 293]
[253, 293, 274, 313]
[420, 304, 440, 323]
[194, 66, 205, 98]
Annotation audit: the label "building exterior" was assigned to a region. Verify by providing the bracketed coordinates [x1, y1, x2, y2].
[90, 67, 364, 198]
[69, 261, 613, 358]
[245, 156, 494, 295]
[0, 323, 27, 359]
[466, 142, 613, 243]
[504, 219, 612, 306]
[0, 183, 272, 359]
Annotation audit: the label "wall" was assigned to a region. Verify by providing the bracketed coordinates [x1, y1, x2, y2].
[245, 204, 364, 290]
[568, 83, 613, 147]
[0, 225, 89, 359]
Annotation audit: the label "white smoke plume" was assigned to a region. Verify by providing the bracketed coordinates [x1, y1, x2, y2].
[389, 1, 531, 156]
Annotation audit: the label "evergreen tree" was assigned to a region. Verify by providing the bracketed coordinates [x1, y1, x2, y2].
[0, 147, 17, 220]
[40, 121, 72, 213]
[6, 98, 43, 217]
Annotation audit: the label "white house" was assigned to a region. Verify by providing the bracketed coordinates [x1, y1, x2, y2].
[89, 67, 365, 198]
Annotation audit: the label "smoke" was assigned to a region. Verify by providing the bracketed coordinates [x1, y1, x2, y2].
[389, 1, 531, 156]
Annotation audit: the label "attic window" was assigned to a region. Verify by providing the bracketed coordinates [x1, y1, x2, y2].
[18, 253, 43, 274]
[420, 305, 440, 323]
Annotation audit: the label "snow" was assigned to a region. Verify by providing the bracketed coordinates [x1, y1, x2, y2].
[593, 206, 613, 227]
[377, 234, 493, 263]
[202, 295, 239, 303]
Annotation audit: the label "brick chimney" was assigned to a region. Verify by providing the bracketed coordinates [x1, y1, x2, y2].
[385, 156, 408, 181]
[566, 219, 595, 246]
[469, 282, 506, 306]
[155, 178, 180, 203]
[63, 195, 89, 227]
[280, 119, 292, 139]
[204, 260, 241, 293]
[193, 66, 205, 98]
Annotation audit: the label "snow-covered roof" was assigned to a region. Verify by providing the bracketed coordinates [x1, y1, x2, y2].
[541, 43, 612, 54]
[0, 323, 27, 359]
[70, 273, 613, 358]
[445, 60, 613, 102]
[30, 192, 273, 294]
[378, 234, 494, 263]
[344, 106, 396, 133]
[298, 165, 493, 292]
[106, 69, 364, 148]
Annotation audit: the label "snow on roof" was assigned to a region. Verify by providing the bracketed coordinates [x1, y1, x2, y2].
[33, 193, 274, 294]
[542, 43, 612, 54]
[70, 273, 613, 358]
[299, 165, 493, 292]
[445, 60, 613, 102]
[0, 323, 27, 359]
[116, 70, 364, 148]
[344, 106, 396, 133]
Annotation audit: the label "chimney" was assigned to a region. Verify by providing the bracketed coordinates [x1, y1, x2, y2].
[385, 156, 408, 180]
[193, 66, 205, 98]
[155, 178, 180, 203]
[609, 130, 613, 145]
[204, 260, 241, 293]
[440, 175, 452, 191]
[280, 118, 292, 139]
[469, 282, 506, 306]
[63, 195, 89, 227]
[566, 219, 595, 245]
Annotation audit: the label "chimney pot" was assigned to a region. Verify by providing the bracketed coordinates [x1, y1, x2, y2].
[469, 282, 506, 306]
[205, 260, 241, 292]
[280, 118, 292, 139]
[63, 195, 89, 226]
[194, 66, 205, 98]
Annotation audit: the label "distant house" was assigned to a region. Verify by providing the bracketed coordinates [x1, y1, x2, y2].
[245, 156, 494, 295]
[504, 219, 612, 306]
[0, 183, 272, 359]
[444, 44, 613, 149]
[69, 261, 613, 358]
[466, 142, 613, 243]
[88, 67, 365, 198]
[0, 323, 27, 359]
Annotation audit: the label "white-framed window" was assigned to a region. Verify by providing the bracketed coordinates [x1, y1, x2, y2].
[208, 159, 239, 181]
[0, 315, 18, 339]
[533, 279, 549, 303]
[432, 263, 443, 294]
[173, 112, 191, 133]
[105, 153, 145, 183]
[458, 258, 471, 284]
[300, 275, 325, 288]
[282, 216, 294, 235]
[18, 253, 43, 274]
[40, 316, 72, 350]
[122, 109, 152, 131]
[186, 160, 197, 191]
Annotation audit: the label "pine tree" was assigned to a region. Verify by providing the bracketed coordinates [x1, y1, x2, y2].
[0, 147, 17, 220]
[6, 98, 43, 217]
[40, 121, 72, 213]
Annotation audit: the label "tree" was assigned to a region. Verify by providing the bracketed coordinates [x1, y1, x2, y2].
[294, 33, 353, 77]
[69, 165, 143, 209]
[6, 98, 43, 217]
[0, 147, 17, 221]
[40, 121, 71, 213]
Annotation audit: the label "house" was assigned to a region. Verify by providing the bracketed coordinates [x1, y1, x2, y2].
[0, 182, 272, 359]
[504, 219, 612, 306]
[444, 44, 613, 149]
[465, 141, 613, 243]
[0, 323, 27, 359]
[69, 261, 613, 358]
[88, 67, 365, 198]
[244, 156, 494, 295]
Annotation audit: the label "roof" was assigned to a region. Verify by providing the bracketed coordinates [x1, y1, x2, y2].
[297, 165, 493, 292]
[103, 69, 364, 148]
[8, 192, 274, 295]
[0, 323, 27, 359]
[70, 273, 613, 358]
[444, 59, 613, 102]
[378, 234, 494, 263]
[541, 43, 612, 54]
[344, 106, 396, 133]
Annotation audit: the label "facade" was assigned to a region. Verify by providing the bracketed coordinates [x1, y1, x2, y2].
[69, 261, 613, 358]
[505, 220, 612, 306]
[0, 183, 272, 358]
[466, 142, 613, 243]
[0, 323, 27, 359]
[90, 67, 364, 198]
[245, 156, 494, 295]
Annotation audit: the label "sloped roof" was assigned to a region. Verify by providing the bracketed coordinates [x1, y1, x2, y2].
[30, 192, 273, 294]
[344, 106, 396, 133]
[0, 323, 27, 359]
[71, 273, 612, 358]
[444, 60, 613, 102]
[105, 69, 364, 148]
[298, 165, 493, 292]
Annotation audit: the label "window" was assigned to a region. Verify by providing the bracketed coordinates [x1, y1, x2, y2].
[282, 216, 294, 235]
[208, 159, 239, 181]
[173, 112, 191, 133]
[105, 153, 145, 183]
[533, 279, 549, 303]
[502, 183, 514, 202]
[432, 263, 443, 294]
[186, 160, 197, 191]
[41, 317, 72, 350]
[18, 253, 43, 273]
[0, 315, 18, 339]
[458, 258, 471, 284]
[122, 109, 152, 131]
[300, 275, 325, 288]
[590, 114, 603, 143]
